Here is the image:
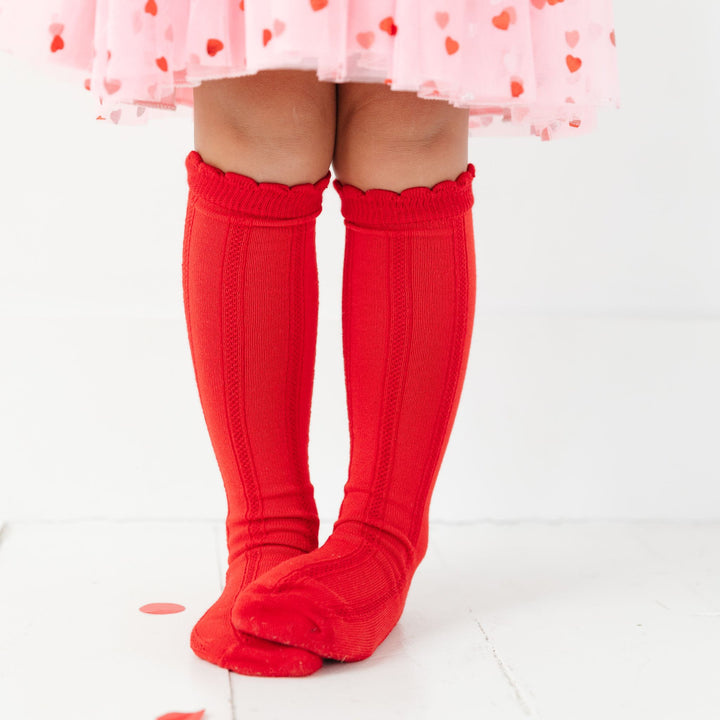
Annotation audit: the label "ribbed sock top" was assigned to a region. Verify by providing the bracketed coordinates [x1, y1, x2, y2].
[185, 150, 331, 220]
[332, 164, 476, 228]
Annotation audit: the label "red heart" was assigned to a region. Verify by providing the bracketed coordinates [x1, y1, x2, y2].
[207, 38, 224, 56]
[310, 0, 328, 10]
[50, 34, 64, 52]
[238, 1, 244, 9]
[262, 29, 272, 46]
[565, 30, 579, 48]
[492, 11, 510, 30]
[379, 16, 398, 36]
[139, 603, 186, 614]
[156, 56, 168, 71]
[356, 31, 375, 49]
[566, 54, 582, 72]
[145, 0, 157, 16]
[435, 12, 449, 29]
[510, 79, 524, 97]
[445, 36, 459, 55]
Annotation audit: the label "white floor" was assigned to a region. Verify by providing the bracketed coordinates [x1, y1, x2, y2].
[1, 520, 718, 720]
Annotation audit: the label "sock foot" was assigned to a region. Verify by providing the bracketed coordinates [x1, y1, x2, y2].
[231, 531, 406, 662]
[190, 595, 322, 677]
[190, 551, 324, 677]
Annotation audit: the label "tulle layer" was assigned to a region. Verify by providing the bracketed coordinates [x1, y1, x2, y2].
[0, 0, 620, 141]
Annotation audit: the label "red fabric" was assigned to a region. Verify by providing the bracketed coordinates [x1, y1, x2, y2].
[233, 165, 477, 661]
[182, 150, 330, 676]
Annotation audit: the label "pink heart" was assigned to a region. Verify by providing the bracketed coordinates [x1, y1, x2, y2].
[435, 12, 449, 29]
[104, 78, 122, 94]
[565, 30, 580, 48]
[273, 19, 285, 36]
[356, 31, 374, 49]
[49, 22, 64, 35]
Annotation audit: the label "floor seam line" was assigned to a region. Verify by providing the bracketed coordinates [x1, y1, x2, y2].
[471, 610, 537, 718]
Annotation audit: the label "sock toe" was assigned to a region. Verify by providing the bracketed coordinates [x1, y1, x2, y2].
[233, 590, 337, 658]
[190, 596, 323, 677]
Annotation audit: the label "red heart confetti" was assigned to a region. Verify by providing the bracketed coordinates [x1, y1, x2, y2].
[445, 36, 459, 55]
[566, 54, 582, 72]
[156, 56, 168, 71]
[492, 11, 510, 30]
[310, 0, 328, 10]
[206, 38, 224, 56]
[156, 712, 205, 720]
[50, 35, 64, 52]
[379, 16, 398, 35]
[139, 603, 186, 614]
[145, 0, 157, 16]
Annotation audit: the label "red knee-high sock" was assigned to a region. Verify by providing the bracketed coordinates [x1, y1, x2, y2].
[182, 150, 330, 676]
[232, 165, 477, 661]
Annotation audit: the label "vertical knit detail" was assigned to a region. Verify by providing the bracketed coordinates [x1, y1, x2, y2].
[365, 230, 412, 528]
[409, 214, 472, 554]
[222, 222, 262, 570]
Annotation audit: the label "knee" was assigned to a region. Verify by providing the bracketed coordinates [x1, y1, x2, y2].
[333, 84, 469, 190]
[336, 85, 465, 156]
[194, 71, 336, 182]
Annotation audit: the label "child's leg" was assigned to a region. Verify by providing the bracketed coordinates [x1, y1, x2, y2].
[193, 69, 335, 184]
[232, 85, 475, 661]
[333, 81, 469, 191]
[184, 70, 335, 676]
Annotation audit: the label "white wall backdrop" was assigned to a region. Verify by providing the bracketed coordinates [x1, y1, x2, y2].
[1, 1, 718, 523]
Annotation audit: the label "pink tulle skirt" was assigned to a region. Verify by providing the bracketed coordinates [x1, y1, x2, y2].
[0, 0, 620, 141]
